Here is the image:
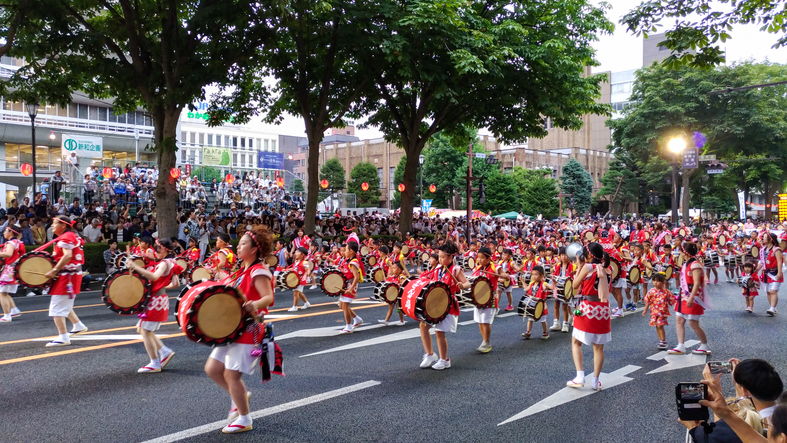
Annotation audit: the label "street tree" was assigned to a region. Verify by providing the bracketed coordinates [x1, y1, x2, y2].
[347, 162, 382, 207]
[422, 133, 468, 209]
[561, 159, 594, 215]
[319, 158, 346, 192]
[0, 1, 274, 237]
[596, 159, 639, 216]
[475, 169, 520, 215]
[291, 178, 305, 193]
[510, 167, 559, 219]
[360, 0, 613, 233]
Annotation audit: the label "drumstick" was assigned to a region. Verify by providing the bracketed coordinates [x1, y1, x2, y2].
[20, 270, 52, 277]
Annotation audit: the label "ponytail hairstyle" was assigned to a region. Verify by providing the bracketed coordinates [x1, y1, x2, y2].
[244, 226, 274, 262]
[155, 238, 176, 259]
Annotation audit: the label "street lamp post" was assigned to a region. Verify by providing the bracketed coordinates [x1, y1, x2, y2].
[419, 154, 425, 209]
[668, 137, 686, 225]
[26, 102, 39, 196]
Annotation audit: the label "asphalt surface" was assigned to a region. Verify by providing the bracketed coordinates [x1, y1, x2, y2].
[0, 271, 785, 443]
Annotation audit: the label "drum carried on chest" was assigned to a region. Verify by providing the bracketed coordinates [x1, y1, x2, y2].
[554, 276, 574, 304]
[367, 255, 378, 267]
[738, 275, 755, 290]
[14, 251, 55, 288]
[373, 281, 400, 305]
[276, 270, 300, 290]
[401, 244, 410, 256]
[369, 266, 386, 283]
[464, 256, 476, 270]
[360, 245, 370, 256]
[320, 270, 348, 296]
[175, 258, 190, 273]
[117, 255, 147, 269]
[462, 275, 494, 309]
[101, 270, 151, 315]
[608, 259, 621, 283]
[627, 266, 642, 285]
[188, 266, 213, 283]
[400, 278, 452, 324]
[655, 263, 674, 280]
[264, 255, 279, 268]
[517, 296, 544, 321]
[420, 252, 430, 263]
[750, 245, 760, 259]
[177, 281, 254, 346]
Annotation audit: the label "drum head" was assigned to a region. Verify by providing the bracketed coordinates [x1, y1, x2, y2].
[401, 245, 410, 255]
[609, 261, 620, 281]
[360, 245, 370, 256]
[530, 299, 544, 320]
[304, 261, 314, 273]
[664, 266, 674, 280]
[678, 228, 687, 237]
[132, 258, 146, 268]
[191, 267, 212, 282]
[421, 252, 430, 262]
[497, 245, 504, 253]
[175, 258, 189, 270]
[384, 285, 399, 303]
[644, 231, 651, 240]
[751, 246, 760, 258]
[718, 234, 727, 246]
[285, 271, 300, 288]
[628, 267, 641, 284]
[564, 283, 574, 298]
[676, 255, 685, 267]
[368, 256, 378, 267]
[373, 268, 386, 283]
[322, 272, 345, 294]
[265, 255, 278, 267]
[424, 286, 450, 320]
[107, 273, 147, 309]
[196, 290, 244, 339]
[16, 255, 54, 287]
[730, 224, 739, 232]
[472, 278, 493, 307]
[466, 256, 476, 269]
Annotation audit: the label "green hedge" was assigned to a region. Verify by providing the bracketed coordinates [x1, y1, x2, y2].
[78, 233, 437, 274]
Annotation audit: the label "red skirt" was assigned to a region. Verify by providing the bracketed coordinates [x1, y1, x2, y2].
[675, 299, 704, 316]
[573, 300, 611, 335]
[50, 274, 83, 297]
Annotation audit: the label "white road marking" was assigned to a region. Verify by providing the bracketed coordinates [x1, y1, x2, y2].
[276, 324, 386, 340]
[645, 340, 707, 374]
[498, 365, 641, 426]
[140, 380, 381, 443]
[496, 312, 518, 318]
[30, 334, 167, 341]
[300, 328, 432, 358]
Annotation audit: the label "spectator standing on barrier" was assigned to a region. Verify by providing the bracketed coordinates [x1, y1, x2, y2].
[51, 170, 65, 201]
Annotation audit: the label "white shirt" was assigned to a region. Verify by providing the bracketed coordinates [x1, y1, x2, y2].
[83, 225, 103, 242]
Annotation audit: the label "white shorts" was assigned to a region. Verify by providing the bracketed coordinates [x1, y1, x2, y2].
[137, 320, 161, 332]
[339, 296, 354, 304]
[0, 284, 18, 294]
[766, 282, 781, 292]
[527, 316, 547, 324]
[49, 295, 75, 317]
[612, 279, 627, 289]
[627, 283, 642, 291]
[573, 329, 611, 346]
[675, 312, 702, 321]
[294, 285, 304, 293]
[474, 307, 498, 324]
[433, 314, 458, 333]
[209, 343, 259, 375]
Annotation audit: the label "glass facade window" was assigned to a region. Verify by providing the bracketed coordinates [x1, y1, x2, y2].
[271, 140, 276, 151]
[377, 168, 383, 187]
[207, 134, 213, 145]
[389, 167, 395, 189]
[264, 139, 269, 151]
[198, 133, 204, 145]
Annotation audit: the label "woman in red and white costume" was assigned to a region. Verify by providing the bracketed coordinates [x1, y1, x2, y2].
[204, 227, 275, 434]
[567, 243, 611, 392]
[207, 234, 236, 280]
[0, 224, 24, 322]
[668, 241, 711, 355]
[289, 227, 310, 254]
[755, 232, 783, 316]
[418, 242, 471, 371]
[43, 216, 89, 347]
[126, 238, 183, 373]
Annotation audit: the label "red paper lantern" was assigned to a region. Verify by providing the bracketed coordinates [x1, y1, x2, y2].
[226, 174, 235, 184]
[361, 182, 369, 191]
[276, 177, 284, 187]
[102, 167, 113, 179]
[398, 183, 405, 192]
[170, 167, 180, 179]
[429, 184, 436, 193]
[20, 163, 32, 176]
[320, 179, 329, 189]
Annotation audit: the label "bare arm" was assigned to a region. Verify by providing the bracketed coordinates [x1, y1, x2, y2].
[128, 260, 168, 282]
[572, 262, 589, 290]
[44, 248, 73, 279]
[0, 242, 14, 258]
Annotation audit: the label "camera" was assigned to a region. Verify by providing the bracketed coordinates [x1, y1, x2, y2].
[675, 382, 709, 421]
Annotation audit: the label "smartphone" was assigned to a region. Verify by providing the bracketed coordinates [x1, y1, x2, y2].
[708, 361, 733, 375]
[676, 383, 709, 421]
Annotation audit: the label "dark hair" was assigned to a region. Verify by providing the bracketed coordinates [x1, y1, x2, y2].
[733, 359, 784, 402]
[392, 261, 405, 271]
[536, 245, 545, 252]
[379, 246, 390, 254]
[478, 246, 493, 257]
[296, 247, 308, 255]
[347, 242, 359, 254]
[107, 239, 117, 246]
[532, 265, 544, 275]
[682, 242, 699, 257]
[217, 233, 231, 244]
[651, 273, 666, 283]
[430, 252, 439, 261]
[156, 238, 176, 259]
[140, 236, 153, 246]
[439, 242, 459, 256]
[558, 246, 567, 256]
[503, 248, 513, 255]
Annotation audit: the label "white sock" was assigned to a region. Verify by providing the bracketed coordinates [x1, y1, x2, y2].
[481, 341, 489, 346]
[353, 316, 362, 324]
[2, 314, 11, 320]
[674, 342, 685, 350]
[574, 371, 585, 382]
[592, 376, 600, 387]
[345, 324, 352, 329]
[159, 346, 172, 356]
[10, 307, 19, 314]
[234, 414, 252, 426]
[59, 333, 70, 342]
[697, 343, 710, 351]
[72, 321, 85, 330]
[149, 358, 161, 368]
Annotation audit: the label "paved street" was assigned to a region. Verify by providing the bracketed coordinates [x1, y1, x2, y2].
[0, 276, 784, 443]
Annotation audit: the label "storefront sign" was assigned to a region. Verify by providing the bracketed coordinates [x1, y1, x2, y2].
[61, 134, 103, 158]
[202, 146, 231, 166]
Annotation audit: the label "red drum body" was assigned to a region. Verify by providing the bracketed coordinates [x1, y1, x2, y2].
[374, 282, 400, 304]
[101, 270, 151, 315]
[399, 278, 452, 325]
[177, 281, 253, 346]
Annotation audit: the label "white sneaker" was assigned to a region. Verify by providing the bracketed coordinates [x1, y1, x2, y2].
[301, 302, 310, 309]
[309, 285, 317, 290]
[611, 308, 623, 318]
[26, 291, 36, 297]
[549, 319, 561, 331]
[432, 358, 451, 370]
[395, 320, 406, 326]
[10, 307, 21, 317]
[287, 306, 299, 312]
[767, 307, 777, 316]
[561, 323, 570, 333]
[0, 316, 11, 323]
[419, 353, 438, 368]
[351, 317, 363, 329]
[339, 327, 352, 334]
[476, 342, 492, 353]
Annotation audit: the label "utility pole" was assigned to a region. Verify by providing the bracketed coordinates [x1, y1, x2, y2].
[466, 142, 472, 235]
[558, 193, 573, 218]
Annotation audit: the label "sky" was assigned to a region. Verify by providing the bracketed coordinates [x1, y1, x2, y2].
[254, 0, 787, 141]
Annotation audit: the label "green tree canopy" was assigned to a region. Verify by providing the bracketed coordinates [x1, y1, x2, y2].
[422, 133, 467, 209]
[596, 159, 639, 216]
[347, 162, 382, 207]
[291, 178, 305, 193]
[476, 169, 520, 215]
[320, 158, 346, 192]
[511, 167, 559, 219]
[0, 1, 276, 237]
[561, 159, 593, 215]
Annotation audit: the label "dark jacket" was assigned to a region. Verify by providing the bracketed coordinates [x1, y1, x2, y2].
[690, 420, 743, 443]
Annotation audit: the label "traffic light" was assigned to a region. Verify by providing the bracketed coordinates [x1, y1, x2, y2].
[569, 196, 575, 208]
[479, 180, 486, 204]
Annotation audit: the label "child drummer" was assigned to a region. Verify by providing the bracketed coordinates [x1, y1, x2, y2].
[550, 246, 575, 333]
[285, 247, 310, 312]
[498, 248, 521, 312]
[378, 262, 407, 326]
[522, 265, 553, 340]
[126, 238, 183, 373]
[740, 261, 760, 313]
[472, 247, 500, 353]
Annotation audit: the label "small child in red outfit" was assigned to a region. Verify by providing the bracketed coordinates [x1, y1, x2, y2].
[739, 261, 760, 313]
[378, 262, 407, 326]
[642, 273, 676, 350]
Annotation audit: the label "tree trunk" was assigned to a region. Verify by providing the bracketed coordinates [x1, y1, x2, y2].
[153, 108, 182, 239]
[303, 135, 322, 236]
[398, 143, 425, 234]
[764, 178, 773, 220]
[681, 170, 691, 224]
